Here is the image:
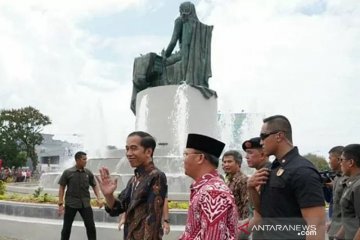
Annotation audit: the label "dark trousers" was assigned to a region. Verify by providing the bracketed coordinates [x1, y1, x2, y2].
[61, 206, 96, 240]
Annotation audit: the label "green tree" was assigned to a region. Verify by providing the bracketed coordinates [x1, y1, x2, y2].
[0, 106, 51, 170]
[0, 133, 18, 167]
[303, 153, 330, 172]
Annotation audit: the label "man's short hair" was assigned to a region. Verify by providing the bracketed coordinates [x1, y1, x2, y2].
[342, 144, 360, 168]
[263, 115, 292, 143]
[328, 146, 344, 157]
[222, 150, 242, 165]
[75, 151, 86, 161]
[128, 131, 156, 157]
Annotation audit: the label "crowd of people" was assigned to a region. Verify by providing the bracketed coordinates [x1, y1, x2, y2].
[0, 166, 32, 182]
[56, 114, 360, 240]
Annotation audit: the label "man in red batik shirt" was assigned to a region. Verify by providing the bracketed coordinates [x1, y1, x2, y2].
[179, 133, 238, 240]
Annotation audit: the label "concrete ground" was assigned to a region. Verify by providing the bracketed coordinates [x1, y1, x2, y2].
[0, 214, 185, 240]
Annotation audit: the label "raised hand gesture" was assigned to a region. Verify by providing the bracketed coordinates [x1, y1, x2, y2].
[247, 168, 270, 189]
[96, 167, 118, 198]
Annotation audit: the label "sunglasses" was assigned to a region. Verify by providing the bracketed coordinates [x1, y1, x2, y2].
[260, 130, 283, 140]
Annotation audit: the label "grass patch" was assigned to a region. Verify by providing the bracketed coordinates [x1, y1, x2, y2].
[0, 180, 6, 195]
[168, 200, 189, 209]
[0, 186, 58, 204]
[0, 192, 58, 204]
[0, 195, 189, 209]
[0, 184, 189, 210]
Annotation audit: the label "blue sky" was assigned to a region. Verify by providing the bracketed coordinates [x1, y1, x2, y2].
[0, 0, 359, 158]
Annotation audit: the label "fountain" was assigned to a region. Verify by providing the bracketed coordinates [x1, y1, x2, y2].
[0, 3, 266, 239]
[131, 83, 219, 199]
[3, 75, 265, 240]
[218, 112, 265, 175]
[36, 112, 264, 199]
[36, 83, 219, 200]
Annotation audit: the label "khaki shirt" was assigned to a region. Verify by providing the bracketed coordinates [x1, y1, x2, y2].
[328, 175, 348, 236]
[340, 174, 360, 240]
[58, 166, 96, 208]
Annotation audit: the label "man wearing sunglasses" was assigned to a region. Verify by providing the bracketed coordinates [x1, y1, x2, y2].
[247, 115, 325, 239]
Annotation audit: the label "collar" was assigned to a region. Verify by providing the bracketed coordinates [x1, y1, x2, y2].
[335, 170, 343, 177]
[344, 173, 360, 187]
[190, 170, 219, 192]
[226, 170, 244, 181]
[134, 161, 155, 178]
[258, 160, 271, 170]
[271, 147, 299, 169]
[69, 166, 85, 172]
[76, 166, 85, 171]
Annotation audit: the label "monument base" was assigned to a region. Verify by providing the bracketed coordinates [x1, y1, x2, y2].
[135, 84, 219, 156]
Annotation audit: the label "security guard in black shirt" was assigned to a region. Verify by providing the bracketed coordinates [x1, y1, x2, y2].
[247, 115, 325, 240]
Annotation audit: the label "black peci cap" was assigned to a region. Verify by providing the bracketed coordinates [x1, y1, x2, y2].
[186, 133, 225, 158]
[242, 137, 262, 151]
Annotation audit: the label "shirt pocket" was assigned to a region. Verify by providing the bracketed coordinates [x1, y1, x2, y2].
[269, 174, 286, 191]
[80, 172, 90, 190]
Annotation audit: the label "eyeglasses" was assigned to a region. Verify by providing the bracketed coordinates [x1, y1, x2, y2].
[260, 130, 283, 140]
[183, 152, 203, 158]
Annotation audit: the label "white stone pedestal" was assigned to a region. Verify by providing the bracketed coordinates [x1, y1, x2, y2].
[135, 85, 219, 156]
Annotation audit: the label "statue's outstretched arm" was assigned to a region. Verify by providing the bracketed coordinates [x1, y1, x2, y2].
[165, 18, 182, 58]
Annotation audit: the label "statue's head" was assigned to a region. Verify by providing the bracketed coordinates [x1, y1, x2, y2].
[179, 2, 198, 21]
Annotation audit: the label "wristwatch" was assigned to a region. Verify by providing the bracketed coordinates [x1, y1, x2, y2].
[58, 202, 63, 206]
[163, 219, 170, 224]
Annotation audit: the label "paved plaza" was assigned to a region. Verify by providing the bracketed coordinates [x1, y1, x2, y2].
[0, 213, 184, 240]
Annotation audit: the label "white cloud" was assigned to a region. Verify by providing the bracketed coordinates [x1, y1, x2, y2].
[199, 0, 360, 156]
[0, 0, 146, 148]
[0, 0, 140, 20]
[1, 0, 359, 158]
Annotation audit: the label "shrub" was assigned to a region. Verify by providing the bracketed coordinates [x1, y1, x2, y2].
[0, 192, 57, 204]
[0, 180, 6, 195]
[33, 187, 43, 198]
[168, 201, 189, 209]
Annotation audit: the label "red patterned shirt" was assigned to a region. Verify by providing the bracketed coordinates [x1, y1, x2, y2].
[179, 170, 238, 240]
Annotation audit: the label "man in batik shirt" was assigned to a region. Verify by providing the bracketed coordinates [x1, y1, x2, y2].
[97, 131, 167, 240]
[222, 150, 249, 219]
[180, 133, 238, 240]
[222, 150, 249, 239]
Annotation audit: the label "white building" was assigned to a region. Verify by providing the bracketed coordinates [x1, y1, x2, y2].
[35, 134, 82, 172]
